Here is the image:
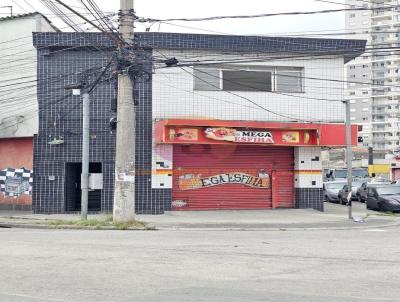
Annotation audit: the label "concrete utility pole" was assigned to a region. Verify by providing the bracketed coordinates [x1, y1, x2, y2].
[113, 0, 136, 223]
[81, 92, 90, 220]
[345, 100, 353, 220]
[64, 85, 89, 221]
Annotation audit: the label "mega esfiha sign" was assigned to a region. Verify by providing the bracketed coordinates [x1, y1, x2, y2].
[161, 125, 315, 145]
[179, 172, 271, 190]
[205, 128, 274, 144]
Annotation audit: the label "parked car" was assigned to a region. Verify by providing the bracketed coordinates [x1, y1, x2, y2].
[370, 177, 391, 184]
[337, 180, 365, 205]
[356, 182, 368, 203]
[323, 181, 347, 203]
[324, 168, 369, 181]
[366, 185, 400, 212]
[357, 181, 391, 203]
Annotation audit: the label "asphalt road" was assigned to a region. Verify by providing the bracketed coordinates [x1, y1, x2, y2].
[1, 225, 400, 302]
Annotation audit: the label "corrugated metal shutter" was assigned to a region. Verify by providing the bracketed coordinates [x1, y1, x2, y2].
[172, 144, 294, 210]
[272, 171, 295, 208]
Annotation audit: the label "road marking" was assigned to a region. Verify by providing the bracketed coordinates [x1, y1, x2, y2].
[363, 229, 387, 232]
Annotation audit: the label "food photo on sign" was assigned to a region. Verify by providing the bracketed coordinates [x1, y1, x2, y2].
[205, 128, 274, 144]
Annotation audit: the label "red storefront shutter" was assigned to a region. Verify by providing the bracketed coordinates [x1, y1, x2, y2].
[172, 144, 294, 210]
[272, 171, 295, 208]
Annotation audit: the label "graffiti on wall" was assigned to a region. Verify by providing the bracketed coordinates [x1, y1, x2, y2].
[0, 167, 33, 197]
[178, 171, 271, 191]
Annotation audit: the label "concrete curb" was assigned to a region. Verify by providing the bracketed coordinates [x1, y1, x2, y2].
[0, 221, 149, 231]
[1, 217, 399, 231]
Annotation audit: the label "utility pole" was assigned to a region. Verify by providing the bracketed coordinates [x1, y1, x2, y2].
[81, 91, 90, 220]
[113, 0, 136, 223]
[64, 85, 89, 220]
[345, 99, 353, 220]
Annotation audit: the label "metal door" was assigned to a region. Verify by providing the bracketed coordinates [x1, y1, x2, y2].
[272, 171, 295, 208]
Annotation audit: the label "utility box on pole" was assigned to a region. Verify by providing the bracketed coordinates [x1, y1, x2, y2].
[113, 0, 136, 223]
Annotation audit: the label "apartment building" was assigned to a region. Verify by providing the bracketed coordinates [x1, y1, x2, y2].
[346, 0, 400, 151]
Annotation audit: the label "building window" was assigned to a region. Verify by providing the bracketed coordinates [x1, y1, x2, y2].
[193, 68, 220, 91]
[222, 70, 272, 91]
[194, 66, 304, 93]
[276, 70, 303, 92]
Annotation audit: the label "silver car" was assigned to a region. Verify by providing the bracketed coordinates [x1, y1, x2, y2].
[323, 181, 347, 203]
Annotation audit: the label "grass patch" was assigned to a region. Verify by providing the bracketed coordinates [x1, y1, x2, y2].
[375, 211, 399, 217]
[46, 215, 150, 230]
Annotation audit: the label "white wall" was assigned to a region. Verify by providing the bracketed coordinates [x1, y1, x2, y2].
[153, 49, 346, 123]
[0, 14, 56, 138]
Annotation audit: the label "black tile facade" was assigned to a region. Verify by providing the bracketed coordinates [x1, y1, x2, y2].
[295, 188, 324, 212]
[32, 32, 364, 214]
[33, 32, 367, 63]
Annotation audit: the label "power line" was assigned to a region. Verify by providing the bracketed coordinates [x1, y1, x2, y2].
[0, 61, 114, 132]
[137, 5, 400, 23]
[52, 0, 123, 46]
[153, 49, 322, 122]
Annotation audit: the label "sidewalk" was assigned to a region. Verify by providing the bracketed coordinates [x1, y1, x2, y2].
[0, 203, 399, 230]
[137, 203, 400, 230]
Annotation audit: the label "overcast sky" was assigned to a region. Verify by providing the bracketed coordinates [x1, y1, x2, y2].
[1, 0, 345, 36]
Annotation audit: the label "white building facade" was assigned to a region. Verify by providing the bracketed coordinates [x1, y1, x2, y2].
[0, 13, 57, 210]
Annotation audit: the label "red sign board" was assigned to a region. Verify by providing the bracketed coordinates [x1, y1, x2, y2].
[154, 119, 358, 147]
[163, 126, 317, 146]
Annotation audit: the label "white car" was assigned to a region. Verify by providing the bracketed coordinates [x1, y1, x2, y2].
[370, 177, 391, 184]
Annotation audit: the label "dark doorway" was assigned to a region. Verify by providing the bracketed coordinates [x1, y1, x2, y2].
[65, 162, 102, 212]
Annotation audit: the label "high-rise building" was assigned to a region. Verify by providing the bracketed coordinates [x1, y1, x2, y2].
[346, 0, 400, 151]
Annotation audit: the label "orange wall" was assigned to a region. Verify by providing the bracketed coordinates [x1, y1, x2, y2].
[0, 137, 33, 205]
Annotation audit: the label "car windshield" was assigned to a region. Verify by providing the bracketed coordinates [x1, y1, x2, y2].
[376, 186, 400, 195]
[326, 183, 346, 189]
[334, 170, 347, 178]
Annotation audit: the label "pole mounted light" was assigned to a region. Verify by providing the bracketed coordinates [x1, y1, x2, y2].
[65, 83, 90, 220]
[344, 99, 353, 220]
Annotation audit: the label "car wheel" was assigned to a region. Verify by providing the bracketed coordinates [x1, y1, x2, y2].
[341, 198, 347, 205]
[378, 203, 390, 213]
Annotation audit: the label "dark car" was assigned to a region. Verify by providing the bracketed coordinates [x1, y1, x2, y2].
[337, 180, 365, 205]
[356, 182, 369, 202]
[356, 180, 391, 203]
[323, 181, 347, 203]
[366, 185, 400, 212]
